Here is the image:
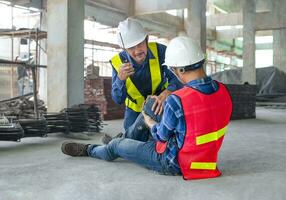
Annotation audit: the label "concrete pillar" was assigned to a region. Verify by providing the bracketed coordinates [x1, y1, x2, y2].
[39, 11, 47, 104]
[39, 39, 47, 104]
[47, 0, 84, 112]
[273, 29, 286, 73]
[242, 0, 256, 84]
[185, 0, 207, 53]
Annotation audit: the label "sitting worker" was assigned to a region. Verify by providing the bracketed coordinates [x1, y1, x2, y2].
[61, 36, 233, 180]
[108, 18, 182, 137]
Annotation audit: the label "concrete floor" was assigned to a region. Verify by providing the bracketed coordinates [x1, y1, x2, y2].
[1, 107, 286, 200]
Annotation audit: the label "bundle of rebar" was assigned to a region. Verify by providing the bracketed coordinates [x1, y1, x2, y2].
[0, 100, 103, 141]
[0, 115, 24, 141]
[0, 94, 46, 119]
[44, 112, 69, 134]
[62, 104, 103, 133]
[17, 118, 47, 137]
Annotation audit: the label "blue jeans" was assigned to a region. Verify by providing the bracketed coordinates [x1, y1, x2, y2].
[123, 108, 139, 131]
[87, 98, 177, 175]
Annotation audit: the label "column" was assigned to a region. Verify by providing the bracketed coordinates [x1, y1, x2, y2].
[185, 0, 207, 53]
[242, 0, 256, 84]
[47, 0, 84, 112]
[273, 29, 286, 73]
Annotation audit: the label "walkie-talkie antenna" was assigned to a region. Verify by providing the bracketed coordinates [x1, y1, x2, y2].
[119, 32, 132, 64]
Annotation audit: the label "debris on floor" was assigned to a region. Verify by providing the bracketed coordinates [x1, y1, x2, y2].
[0, 94, 103, 142]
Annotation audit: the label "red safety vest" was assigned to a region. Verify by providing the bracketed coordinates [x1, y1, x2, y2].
[155, 82, 232, 180]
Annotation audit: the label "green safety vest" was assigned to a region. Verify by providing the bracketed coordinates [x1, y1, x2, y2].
[110, 42, 167, 112]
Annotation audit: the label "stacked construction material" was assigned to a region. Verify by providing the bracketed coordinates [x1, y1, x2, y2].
[212, 66, 286, 104]
[0, 96, 102, 141]
[0, 115, 24, 141]
[71, 104, 103, 132]
[63, 104, 103, 133]
[0, 94, 46, 119]
[84, 78, 106, 117]
[212, 69, 257, 120]
[64, 107, 89, 132]
[44, 112, 69, 134]
[225, 84, 256, 120]
[0, 95, 48, 139]
[17, 118, 47, 137]
[84, 77, 125, 120]
[102, 77, 125, 120]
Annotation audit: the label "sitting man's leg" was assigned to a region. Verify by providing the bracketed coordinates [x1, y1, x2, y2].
[123, 113, 148, 141]
[62, 138, 166, 174]
[102, 97, 162, 144]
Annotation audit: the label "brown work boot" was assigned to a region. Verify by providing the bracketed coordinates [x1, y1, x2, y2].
[101, 132, 123, 145]
[61, 141, 89, 157]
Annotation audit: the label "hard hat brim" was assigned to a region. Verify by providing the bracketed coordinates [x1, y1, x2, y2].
[122, 35, 147, 49]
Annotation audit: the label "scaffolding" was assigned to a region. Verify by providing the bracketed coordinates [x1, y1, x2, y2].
[0, 28, 47, 119]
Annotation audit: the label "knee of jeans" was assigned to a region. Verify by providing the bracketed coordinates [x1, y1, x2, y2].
[143, 98, 162, 122]
[108, 138, 124, 149]
[104, 138, 125, 161]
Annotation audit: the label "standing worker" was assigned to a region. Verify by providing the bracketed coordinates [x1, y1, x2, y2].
[16, 56, 29, 96]
[61, 36, 233, 180]
[110, 18, 182, 131]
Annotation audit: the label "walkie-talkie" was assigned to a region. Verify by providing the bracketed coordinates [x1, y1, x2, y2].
[119, 32, 135, 77]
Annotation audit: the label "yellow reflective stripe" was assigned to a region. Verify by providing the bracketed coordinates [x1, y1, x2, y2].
[190, 162, 217, 170]
[196, 126, 228, 145]
[148, 42, 162, 94]
[125, 77, 145, 112]
[125, 97, 144, 112]
[110, 54, 122, 72]
[163, 81, 168, 89]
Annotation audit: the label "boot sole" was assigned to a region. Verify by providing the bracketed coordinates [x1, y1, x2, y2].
[61, 141, 84, 156]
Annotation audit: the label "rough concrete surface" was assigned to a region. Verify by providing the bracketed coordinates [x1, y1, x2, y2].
[1, 108, 286, 200]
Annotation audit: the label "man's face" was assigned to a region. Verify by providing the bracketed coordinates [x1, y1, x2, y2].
[126, 39, 148, 65]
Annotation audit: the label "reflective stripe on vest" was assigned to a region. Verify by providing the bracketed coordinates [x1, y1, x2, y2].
[110, 42, 163, 112]
[190, 162, 217, 170]
[196, 126, 227, 145]
[155, 126, 227, 155]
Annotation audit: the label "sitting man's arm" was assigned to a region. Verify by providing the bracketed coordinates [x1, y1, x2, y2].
[143, 95, 181, 142]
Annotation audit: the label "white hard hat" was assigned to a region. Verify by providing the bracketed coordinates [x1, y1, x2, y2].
[117, 18, 147, 49]
[164, 36, 205, 68]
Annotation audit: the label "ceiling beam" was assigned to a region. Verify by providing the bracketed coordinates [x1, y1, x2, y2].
[7, 0, 42, 9]
[135, 0, 189, 15]
[207, 12, 286, 32]
[86, 0, 132, 16]
[86, 1, 184, 38]
[256, 43, 272, 50]
[135, 13, 183, 38]
[214, 29, 272, 40]
[85, 4, 127, 27]
[207, 13, 242, 28]
[255, 12, 286, 30]
[85, 39, 119, 49]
